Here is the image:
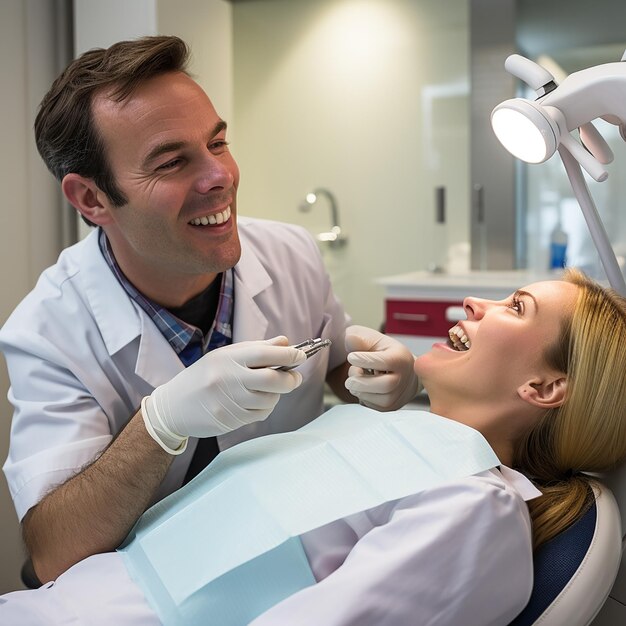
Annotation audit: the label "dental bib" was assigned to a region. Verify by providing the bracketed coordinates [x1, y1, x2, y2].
[119, 405, 499, 625]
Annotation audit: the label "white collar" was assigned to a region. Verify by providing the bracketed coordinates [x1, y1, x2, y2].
[495, 465, 543, 501]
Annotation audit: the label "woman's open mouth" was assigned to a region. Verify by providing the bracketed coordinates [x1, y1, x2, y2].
[447, 325, 471, 351]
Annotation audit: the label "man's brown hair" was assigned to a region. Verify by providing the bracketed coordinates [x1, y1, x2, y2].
[35, 35, 189, 223]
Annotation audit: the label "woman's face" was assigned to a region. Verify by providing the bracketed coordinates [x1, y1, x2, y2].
[414, 280, 578, 410]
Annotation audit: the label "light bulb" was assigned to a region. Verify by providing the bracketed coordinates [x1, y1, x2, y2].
[491, 99, 558, 164]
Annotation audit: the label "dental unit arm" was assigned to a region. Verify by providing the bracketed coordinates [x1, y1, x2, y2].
[491, 52, 626, 296]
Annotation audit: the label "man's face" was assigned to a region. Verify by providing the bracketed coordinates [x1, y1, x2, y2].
[92, 71, 241, 302]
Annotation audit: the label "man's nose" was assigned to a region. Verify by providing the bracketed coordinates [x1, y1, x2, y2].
[195, 153, 236, 194]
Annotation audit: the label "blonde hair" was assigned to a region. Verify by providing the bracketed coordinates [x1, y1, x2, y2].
[514, 269, 626, 549]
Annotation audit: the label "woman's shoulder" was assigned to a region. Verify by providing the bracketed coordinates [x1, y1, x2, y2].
[391, 467, 536, 517]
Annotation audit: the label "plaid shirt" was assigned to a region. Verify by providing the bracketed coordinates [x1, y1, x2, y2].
[98, 229, 233, 366]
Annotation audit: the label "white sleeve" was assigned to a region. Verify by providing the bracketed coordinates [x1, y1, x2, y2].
[0, 553, 160, 626]
[250, 473, 534, 626]
[1, 331, 113, 520]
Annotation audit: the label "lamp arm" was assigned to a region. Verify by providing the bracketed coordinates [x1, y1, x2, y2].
[579, 122, 614, 165]
[540, 63, 626, 131]
[505, 54, 557, 95]
[558, 145, 626, 296]
[547, 107, 609, 182]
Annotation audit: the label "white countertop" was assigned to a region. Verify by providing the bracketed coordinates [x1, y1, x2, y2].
[377, 269, 563, 300]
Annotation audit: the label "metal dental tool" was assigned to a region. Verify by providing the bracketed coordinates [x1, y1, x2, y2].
[275, 338, 332, 371]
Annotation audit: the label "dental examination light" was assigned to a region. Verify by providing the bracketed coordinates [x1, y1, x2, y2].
[491, 53, 626, 296]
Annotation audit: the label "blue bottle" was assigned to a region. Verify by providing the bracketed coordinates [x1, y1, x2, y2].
[549, 222, 568, 269]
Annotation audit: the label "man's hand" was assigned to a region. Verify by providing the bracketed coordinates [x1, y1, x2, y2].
[142, 336, 306, 452]
[344, 325, 419, 411]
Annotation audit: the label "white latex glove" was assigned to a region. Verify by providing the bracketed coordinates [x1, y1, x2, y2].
[344, 325, 420, 411]
[141, 336, 306, 454]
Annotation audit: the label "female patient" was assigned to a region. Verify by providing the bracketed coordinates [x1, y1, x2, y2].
[1, 269, 626, 625]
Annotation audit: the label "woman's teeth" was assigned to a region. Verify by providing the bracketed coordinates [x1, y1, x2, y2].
[448, 325, 471, 351]
[189, 206, 231, 226]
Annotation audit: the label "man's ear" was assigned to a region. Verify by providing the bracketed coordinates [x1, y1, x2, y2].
[517, 375, 567, 409]
[62, 173, 112, 226]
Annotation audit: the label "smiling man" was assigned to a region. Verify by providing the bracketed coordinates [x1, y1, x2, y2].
[0, 36, 424, 586]
[64, 73, 243, 305]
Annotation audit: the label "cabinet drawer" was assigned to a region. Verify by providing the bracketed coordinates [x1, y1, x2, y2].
[385, 300, 465, 337]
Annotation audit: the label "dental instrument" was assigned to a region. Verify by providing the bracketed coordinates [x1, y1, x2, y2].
[276, 338, 332, 371]
[491, 52, 626, 296]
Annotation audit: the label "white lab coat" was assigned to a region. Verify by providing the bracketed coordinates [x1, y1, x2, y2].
[0, 217, 350, 521]
[0, 467, 539, 625]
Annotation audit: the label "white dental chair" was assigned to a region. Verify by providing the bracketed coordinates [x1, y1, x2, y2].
[591, 466, 626, 625]
[509, 468, 625, 626]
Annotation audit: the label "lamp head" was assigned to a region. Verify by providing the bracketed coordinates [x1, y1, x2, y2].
[489, 54, 626, 182]
[491, 99, 559, 163]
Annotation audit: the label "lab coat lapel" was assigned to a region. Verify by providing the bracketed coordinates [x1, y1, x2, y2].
[77, 229, 184, 389]
[78, 230, 141, 354]
[78, 226, 274, 388]
[232, 235, 272, 342]
[135, 312, 185, 388]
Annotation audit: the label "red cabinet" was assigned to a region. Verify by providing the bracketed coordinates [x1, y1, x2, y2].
[385, 299, 465, 337]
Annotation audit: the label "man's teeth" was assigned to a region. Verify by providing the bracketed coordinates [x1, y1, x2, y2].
[448, 325, 471, 351]
[189, 206, 231, 226]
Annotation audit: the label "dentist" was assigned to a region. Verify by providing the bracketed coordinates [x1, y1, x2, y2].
[0, 35, 418, 585]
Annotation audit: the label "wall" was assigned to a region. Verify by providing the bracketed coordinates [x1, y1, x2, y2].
[157, 0, 233, 128]
[73, 0, 233, 97]
[0, 0, 67, 594]
[230, 0, 469, 329]
[74, 0, 157, 52]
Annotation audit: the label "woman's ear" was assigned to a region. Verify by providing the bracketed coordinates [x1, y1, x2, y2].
[518, 375, 567, 409]
[62, 173, 113, 226]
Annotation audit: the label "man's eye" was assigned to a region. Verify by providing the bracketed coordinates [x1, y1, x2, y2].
[156, 159, 181, 171]
[210, 140, 229, 152]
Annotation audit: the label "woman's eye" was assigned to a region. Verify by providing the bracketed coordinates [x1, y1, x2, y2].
[507, 296, 524, 314]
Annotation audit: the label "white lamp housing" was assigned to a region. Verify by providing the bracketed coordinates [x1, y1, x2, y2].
[491, 99, 558, 163]
[490, 53, 626, 295]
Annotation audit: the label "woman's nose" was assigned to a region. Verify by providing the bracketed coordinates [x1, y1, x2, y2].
[463, 296, 490, 320]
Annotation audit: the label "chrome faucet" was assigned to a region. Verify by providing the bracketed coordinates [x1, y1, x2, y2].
[299, 187, 348, 248]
